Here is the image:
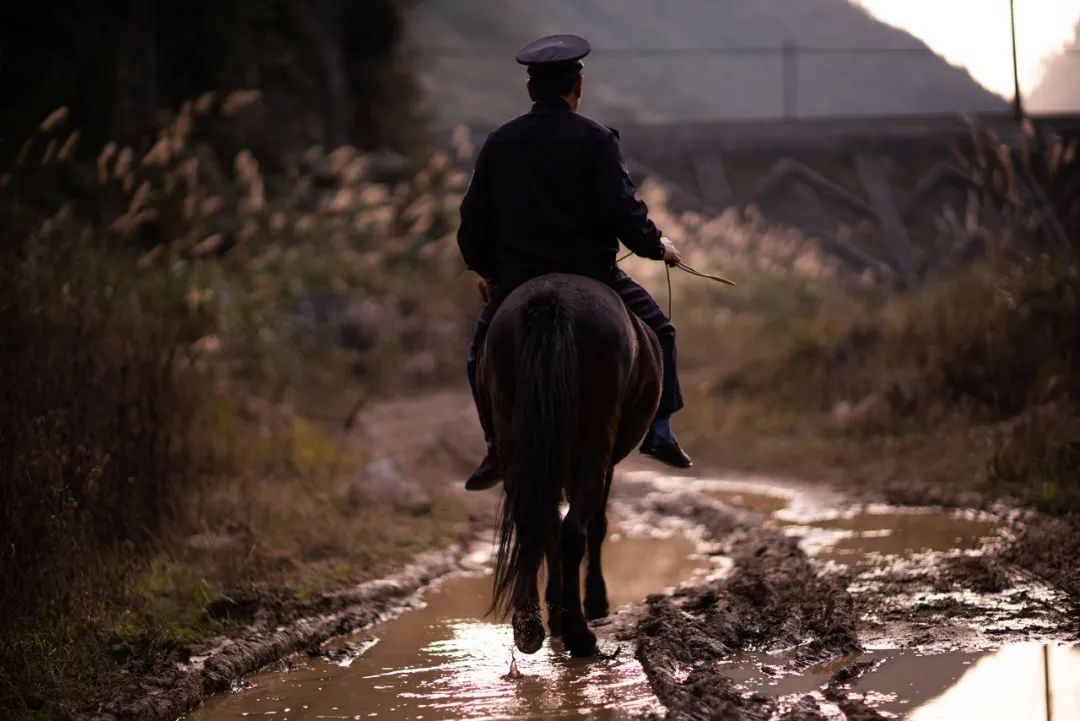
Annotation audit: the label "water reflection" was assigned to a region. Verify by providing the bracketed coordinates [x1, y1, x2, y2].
[786, 507, 1001, 563]
[696, 477, 1002, 563]
[188, 528, 714, 721]
[724, 643, 1080, 719]
[907, 643, 1080, 721]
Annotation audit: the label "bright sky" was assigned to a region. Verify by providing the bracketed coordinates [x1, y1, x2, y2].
[854, 0, 1080, 98]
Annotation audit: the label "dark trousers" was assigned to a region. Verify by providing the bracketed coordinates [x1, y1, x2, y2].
[467, 269, 683, 441]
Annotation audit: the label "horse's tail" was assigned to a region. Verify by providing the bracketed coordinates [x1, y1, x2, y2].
[491, 290, 578, 617]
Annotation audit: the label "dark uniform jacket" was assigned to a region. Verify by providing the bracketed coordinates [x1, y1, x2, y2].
[458, 98, 665, 291]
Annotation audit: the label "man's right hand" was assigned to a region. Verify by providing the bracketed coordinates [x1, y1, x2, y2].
[660, 237, 682, 266]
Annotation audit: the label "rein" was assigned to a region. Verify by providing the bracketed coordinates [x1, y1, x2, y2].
[616, 249, 735, 320]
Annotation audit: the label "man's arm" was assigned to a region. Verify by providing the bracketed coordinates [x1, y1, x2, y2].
[457, 140, 497, 279]
[595, 130, 666, 261]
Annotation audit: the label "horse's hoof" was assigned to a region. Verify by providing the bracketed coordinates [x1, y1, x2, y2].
[513, 610, 545, 654]
[584, 600, 609, 621]
[564, 625, 599, 657]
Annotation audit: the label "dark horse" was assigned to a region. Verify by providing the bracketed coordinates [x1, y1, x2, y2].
[478, 273, 662, 657]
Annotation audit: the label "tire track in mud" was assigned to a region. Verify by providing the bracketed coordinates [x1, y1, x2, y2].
[623, 475, 1077, 721]
[97, 471, 1075, 721]
[86, 545, 477, 721]
[85, 378, 1077, 721]
[627, 490, 864, 721]
[82, 391, 490, 721]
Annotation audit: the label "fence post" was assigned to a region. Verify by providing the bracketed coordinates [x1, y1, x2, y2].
[782, 40, 798, 121]
[1009, 0, 1024, 121]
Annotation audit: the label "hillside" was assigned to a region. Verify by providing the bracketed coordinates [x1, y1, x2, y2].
[409, 0, 1007, 129]
[1029, 20, 1080, 114]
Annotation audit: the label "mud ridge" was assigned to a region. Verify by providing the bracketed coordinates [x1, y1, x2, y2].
[1000, 519, 1080, 640]
[80, 542, 475, 721]
[632, 492, 863, 721]
[869, 475, 1080, 631]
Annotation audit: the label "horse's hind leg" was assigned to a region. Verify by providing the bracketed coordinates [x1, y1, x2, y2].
[560, 477, 601, 657]
[545, 514, 564, 638]
[584, 467, 614, 620]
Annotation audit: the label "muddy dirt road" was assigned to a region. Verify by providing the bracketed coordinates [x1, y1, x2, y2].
[181, 457, 1079, 721]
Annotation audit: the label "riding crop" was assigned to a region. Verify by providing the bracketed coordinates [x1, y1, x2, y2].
[617, 249, 735, 319]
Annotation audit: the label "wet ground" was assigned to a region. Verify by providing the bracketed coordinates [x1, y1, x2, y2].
[721, 643, 1080, 720]
[188, 524, 723, 721]
[185, 472, 1080, 720]
[629, 472, 1078, 719]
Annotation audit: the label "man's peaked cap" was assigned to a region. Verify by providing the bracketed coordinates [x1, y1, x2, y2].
[516, 34, 591, 72]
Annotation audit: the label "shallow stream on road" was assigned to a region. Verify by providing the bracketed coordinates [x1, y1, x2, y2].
[187, 523, 720, 721]
[187, 476, 1080, 720]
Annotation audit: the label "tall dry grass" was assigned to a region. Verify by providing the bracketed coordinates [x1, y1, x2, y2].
[0, 96, 476, 716]
[650, 121, 1080, 511]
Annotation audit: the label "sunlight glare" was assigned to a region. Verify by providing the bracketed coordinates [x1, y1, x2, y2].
[854, 0, 1080, 98]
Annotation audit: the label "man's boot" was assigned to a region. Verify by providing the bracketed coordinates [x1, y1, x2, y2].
[639, 418, 692, 469]
[465, 446, 501, 491]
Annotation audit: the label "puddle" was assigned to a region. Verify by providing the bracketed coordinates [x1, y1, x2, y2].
[689, 478, 1003, 564]
[788, 508, 1002, 563]
[725, 642, 1080, 720]
[704, 487, 791, 517]
[187, 526, 718, 721]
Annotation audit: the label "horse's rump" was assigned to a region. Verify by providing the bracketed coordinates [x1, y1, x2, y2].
[480, 273, 661, 474]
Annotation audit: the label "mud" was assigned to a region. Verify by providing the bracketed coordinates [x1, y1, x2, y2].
[81, 544, 474, 721]
[722, 643, 1080, 719]
[625, 473, 1079, 720]
[185, 524, 724, 721]
[91, 459, 1080, 721]
[630, 491, 861, 720]
[1003, 512, 1080, 636]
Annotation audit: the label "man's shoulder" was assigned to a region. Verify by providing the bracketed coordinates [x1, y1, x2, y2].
[544, 113, 623, 158]
[491, 112, 531, 135]
[477, 114, 528, 152]
[484, 109, 617, 152]
[508, 107, 613, 130]
[569, 111, 619, 141]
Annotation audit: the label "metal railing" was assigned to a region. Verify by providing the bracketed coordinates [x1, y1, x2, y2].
[420, 43, 1080, 120]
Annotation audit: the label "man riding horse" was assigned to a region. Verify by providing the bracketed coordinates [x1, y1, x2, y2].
[459, 34, 692, 490]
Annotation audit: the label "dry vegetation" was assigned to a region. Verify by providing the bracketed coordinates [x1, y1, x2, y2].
[0, 98, 477, 718]
[626, 123, 1080, 512]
